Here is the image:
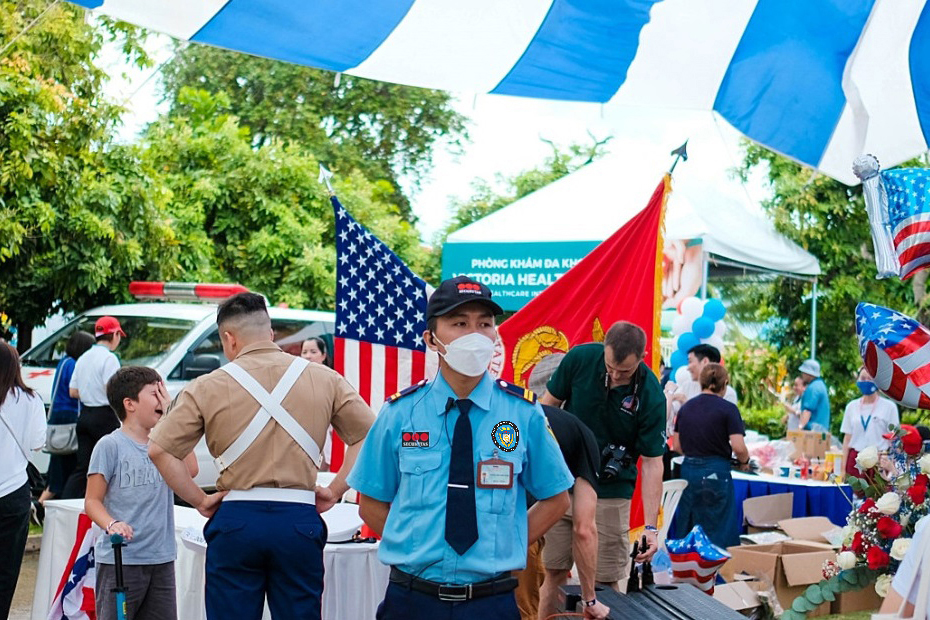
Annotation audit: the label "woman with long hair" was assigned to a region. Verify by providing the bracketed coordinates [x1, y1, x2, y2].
[672, 363, 749, 548]
[0, 342, 47, 618]
[300, 337, 331, 367]
[39, 331, 95, 504]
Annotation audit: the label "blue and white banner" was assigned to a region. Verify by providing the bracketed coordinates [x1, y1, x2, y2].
[69, 0, 930, 185]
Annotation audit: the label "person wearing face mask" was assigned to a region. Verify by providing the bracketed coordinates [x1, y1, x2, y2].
[840, 367, 899, 482]
[348, 276, 573, 620]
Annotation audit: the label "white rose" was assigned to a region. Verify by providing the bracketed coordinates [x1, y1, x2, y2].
[857, 446, 879, 470]
[891, 538, 912, 561]
[920, 453, 930, 474]
[842, 525, 857, 546]
[877, 492, 902, 515]
[836, 551, 858, 570]
[875, 574, 893, 598]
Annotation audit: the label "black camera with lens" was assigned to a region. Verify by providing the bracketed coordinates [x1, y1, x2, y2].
[599, 443, 632, 481]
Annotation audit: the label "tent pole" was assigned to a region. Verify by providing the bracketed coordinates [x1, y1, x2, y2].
[810, 277, 818, 359]
[700, 250, 709, 300]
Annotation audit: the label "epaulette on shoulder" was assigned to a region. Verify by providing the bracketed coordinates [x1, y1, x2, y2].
[386, 379, 428, 404]
[494, 379, 538, 404]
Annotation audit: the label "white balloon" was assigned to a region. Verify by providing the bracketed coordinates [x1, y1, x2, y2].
[672, 314, 691, 336]
[706, 335, 725, 352]
[674, 366, 691, 385]
[681, 297, 703, 322]
[713, 322, 727, 339]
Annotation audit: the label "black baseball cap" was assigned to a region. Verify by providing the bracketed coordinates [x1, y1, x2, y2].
[426, 276, 503, 320]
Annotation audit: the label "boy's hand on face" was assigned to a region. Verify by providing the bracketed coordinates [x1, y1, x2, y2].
[155, 381, 171, 416]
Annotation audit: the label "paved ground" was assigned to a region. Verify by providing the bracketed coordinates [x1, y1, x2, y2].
[10, 551, 38, 620]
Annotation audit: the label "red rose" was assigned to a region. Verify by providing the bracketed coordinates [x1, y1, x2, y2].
[917, 474, 930, 488]
[867, 545, 890, 570]
[877, 516, 903, 539]
[852, 531, 865, 554]
[859, 499, 877, 514]
[901, 424, 923, 455]
[908, 484, 927, 505]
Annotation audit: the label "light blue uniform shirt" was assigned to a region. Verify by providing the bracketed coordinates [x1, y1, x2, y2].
[801, 378, 830, 431]
[347, 372, 573, 584]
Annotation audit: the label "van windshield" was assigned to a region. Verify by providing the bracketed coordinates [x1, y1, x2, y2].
[22, 315, 198, 368]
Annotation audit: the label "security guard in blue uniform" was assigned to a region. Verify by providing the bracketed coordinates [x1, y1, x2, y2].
[348, 276, 573, 620]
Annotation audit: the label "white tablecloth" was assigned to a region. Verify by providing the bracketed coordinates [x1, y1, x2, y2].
[31, 500, 390, 620]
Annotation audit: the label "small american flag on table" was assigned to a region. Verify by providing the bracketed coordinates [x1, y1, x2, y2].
[331, 196, 437, 412]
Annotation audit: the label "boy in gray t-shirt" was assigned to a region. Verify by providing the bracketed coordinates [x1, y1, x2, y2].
[85, 367, 198, 620]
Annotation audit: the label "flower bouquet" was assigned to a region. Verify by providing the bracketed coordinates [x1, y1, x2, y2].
[782, 425, 930, 620]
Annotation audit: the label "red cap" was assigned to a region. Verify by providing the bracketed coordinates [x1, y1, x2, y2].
[95, 316, 125, 338]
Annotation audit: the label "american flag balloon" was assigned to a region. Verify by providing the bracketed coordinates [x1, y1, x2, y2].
[856, 302, 930, 409]
[666, 525, 730, 595]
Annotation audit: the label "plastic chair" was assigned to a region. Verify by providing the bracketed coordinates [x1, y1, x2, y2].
[659, 479, 688, 547]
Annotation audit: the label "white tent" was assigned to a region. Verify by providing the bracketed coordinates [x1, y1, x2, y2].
[442, 142, 822, 352]
[445, 152, 820, 279]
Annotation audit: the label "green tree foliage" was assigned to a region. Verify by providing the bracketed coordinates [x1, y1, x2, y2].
[0, 2, 190, 349]
[728, 144, 929, 428]
[140, 88, 431, 310]
[437, 136, 612, 244]
[159, 45, 469, 218]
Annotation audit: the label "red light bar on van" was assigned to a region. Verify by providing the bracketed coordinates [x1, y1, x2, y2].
[129, 282, 249, 302]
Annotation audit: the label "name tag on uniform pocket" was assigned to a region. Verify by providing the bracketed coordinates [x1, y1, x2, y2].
[477, 458, 514, 489]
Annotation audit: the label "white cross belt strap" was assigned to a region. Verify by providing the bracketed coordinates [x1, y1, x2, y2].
[214, 357, 322, 473]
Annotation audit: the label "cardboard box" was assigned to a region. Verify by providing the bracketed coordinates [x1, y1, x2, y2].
[721, 542, 836, 617]
[786, 430, 832, 460]
[714, 581, 761, 613]
[743, 493, 794, 532]
[777, 517, 839, 546]
[830, 586, 883, 614]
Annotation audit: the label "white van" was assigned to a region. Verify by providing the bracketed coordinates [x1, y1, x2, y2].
[21, 284, 334, 489]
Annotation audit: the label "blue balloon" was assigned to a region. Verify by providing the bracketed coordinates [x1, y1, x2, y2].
[670, 350, 687, 369]
[703, 298, 726, 322]
[692, 316, 715, 339]
[677, 332, 700, 353]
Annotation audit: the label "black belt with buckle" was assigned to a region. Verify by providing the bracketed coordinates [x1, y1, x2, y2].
[389, 567, 518, 602]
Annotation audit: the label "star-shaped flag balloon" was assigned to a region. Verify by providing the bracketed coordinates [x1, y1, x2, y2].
[856, 302, 930, 409]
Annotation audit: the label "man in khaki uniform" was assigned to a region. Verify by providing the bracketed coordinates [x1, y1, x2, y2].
[149, 293, 374, 620]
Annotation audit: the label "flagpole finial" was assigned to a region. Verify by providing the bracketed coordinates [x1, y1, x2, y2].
[318, 164, 335, 195]
[669, 140, 689, 175]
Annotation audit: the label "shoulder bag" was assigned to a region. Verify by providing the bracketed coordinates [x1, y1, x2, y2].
[44, 361, 78, 456]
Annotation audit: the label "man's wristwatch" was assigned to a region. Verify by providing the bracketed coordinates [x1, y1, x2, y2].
[583, 598, 598, 608]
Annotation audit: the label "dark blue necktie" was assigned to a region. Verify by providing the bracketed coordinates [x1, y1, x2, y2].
[445, 398, 478, 555]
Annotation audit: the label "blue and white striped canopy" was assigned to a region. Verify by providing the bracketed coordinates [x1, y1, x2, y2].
[71, 0, 930, 185]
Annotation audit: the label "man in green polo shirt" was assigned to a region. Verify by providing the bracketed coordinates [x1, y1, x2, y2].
[540, 321, 665, 591]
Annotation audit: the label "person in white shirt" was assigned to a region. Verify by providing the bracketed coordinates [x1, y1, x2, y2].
[840, 367, 899, 481]
[62, 316, 124, 499]
[0, 342, 47, 619]
[666, 344, 737, 438]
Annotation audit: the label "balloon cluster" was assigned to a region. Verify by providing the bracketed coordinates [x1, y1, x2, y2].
[669, 297, 727, 379]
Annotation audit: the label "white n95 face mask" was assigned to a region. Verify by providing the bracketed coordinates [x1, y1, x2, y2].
[434, 332, 495, 377]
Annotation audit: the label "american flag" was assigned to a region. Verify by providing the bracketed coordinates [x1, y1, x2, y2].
[666, 525, 730, 594]
[47, 513, 97, 620]
[857, 302, 930, 410]
[883, 168, 930, 280]
[331, 196, 437, 412]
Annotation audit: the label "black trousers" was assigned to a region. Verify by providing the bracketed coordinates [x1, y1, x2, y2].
[0, 482, 30, 619]
[61, 405, 120, 499]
